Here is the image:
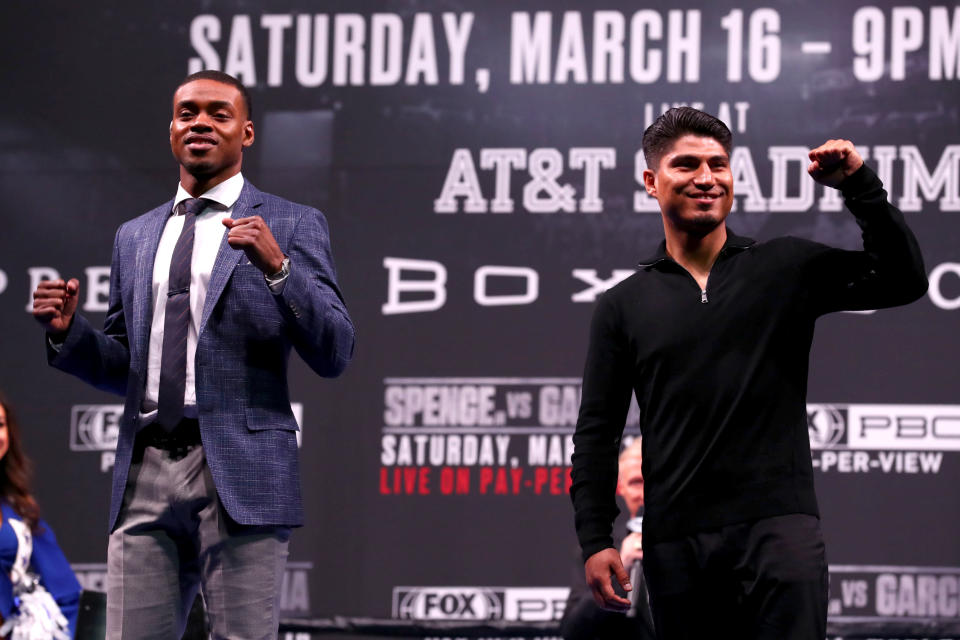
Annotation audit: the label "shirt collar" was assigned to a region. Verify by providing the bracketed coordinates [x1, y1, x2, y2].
[172, 172, 245, 214]
[637, 228, 755, 268]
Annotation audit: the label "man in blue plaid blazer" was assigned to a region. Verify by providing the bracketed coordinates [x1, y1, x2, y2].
[32, 70, 354, 638]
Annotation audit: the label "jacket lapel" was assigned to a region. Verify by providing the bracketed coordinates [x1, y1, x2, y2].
[133, 202, 173, 362]
[199, 181, 264, 334]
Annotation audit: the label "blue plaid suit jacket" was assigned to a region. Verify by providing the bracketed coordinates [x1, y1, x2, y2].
[48, 181, 355, 529]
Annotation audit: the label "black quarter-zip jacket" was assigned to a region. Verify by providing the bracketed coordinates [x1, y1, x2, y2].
[571, 165, 928, 559]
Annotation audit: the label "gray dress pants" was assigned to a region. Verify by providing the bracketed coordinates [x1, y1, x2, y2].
[106, 423, 290, 639]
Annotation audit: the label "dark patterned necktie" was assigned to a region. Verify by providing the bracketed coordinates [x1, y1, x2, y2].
[156, 197, 208, 430]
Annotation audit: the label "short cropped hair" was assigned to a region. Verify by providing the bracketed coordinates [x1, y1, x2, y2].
[619, 438, 642, 465]
[175, 70, 253, 120]
[642, 107, 732, 170]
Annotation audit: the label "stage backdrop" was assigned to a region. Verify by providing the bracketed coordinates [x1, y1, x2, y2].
[1, 1, 959, 637]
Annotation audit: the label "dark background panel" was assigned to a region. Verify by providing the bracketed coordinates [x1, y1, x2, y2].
[0, 0, 957, 624]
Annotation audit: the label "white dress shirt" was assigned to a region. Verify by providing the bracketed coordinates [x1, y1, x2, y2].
[140, 172, 245, 421]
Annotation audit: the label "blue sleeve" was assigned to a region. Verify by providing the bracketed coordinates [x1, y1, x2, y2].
[47, 226, 131, 395]
[30, 522, 82, 638]
[274, 206, 355, 377]
[0, 506, 17, 620]
[0, 571, 13, 622]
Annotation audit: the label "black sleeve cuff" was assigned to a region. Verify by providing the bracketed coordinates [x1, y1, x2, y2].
[839, 163, 882, 201]
[581, 539, 616, 564]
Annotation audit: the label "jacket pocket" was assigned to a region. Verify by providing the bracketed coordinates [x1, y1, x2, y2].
[245, 405, 300, 432]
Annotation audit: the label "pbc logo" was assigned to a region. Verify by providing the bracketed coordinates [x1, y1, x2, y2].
[393, 588, 503, 620]
[71, 405, 123, 452]
[807, 404, 847, 449]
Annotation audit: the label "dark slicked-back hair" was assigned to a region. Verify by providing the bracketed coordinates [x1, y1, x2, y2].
[642, 107, 732, 170]
[175, 70, 253, 120]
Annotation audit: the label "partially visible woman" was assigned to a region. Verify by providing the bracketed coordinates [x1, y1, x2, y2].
[0, 395, 81, 639]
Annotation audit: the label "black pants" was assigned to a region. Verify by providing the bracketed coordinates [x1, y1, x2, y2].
[643, 514, 828, 640]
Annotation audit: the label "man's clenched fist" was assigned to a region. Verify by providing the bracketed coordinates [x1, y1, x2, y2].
[808, 138, 864, 188]
[32, 278, 80, 336]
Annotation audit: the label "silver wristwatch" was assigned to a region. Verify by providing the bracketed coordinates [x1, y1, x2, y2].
[265, 256, 291, 284]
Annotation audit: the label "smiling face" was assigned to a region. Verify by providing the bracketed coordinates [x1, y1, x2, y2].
[643, 134, 734, 237]
[170, 78, 254, 187]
